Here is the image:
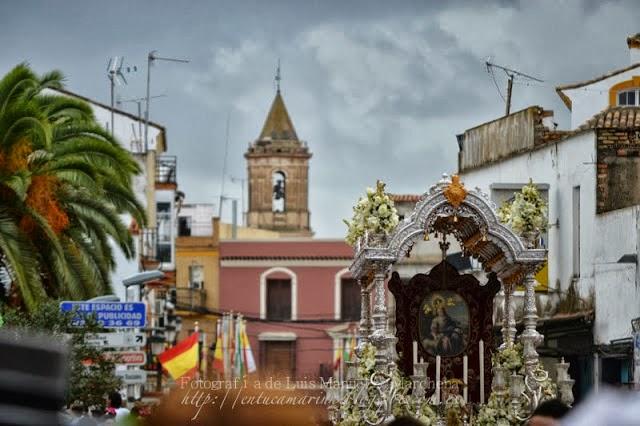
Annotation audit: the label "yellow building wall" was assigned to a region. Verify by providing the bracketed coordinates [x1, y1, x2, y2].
[218, 223, 281, 240]
[175, 248, 219, 312]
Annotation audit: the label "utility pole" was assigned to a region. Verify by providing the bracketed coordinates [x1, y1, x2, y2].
[485, 61, 543, 116]
[505, 75, 514, 116]
[230, 175, 246, 225]
[219, 113, 231, 218]
[144, 51, 189, 152]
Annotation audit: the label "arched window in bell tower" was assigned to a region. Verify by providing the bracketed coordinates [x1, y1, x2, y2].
[272, 171, 286, 212]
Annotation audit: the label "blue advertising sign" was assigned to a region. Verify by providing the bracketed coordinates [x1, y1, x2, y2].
[60, 301, 146, 328]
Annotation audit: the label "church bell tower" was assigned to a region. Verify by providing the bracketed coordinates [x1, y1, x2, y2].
[245, 69, 312, 236]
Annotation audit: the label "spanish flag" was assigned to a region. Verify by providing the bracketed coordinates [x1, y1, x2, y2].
[212, 320, 224, 374]
[158, 332, 199, 380]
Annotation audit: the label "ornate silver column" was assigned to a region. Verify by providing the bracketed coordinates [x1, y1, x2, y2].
[520, 270, 543, 368]
[358, 278, 372, 347]
[370, 262, 390, 367]
[500, 283, 516, 349]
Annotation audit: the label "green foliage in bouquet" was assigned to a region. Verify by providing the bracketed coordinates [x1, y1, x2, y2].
[344, 180, 400, 246]
[497, 181, 547, 236]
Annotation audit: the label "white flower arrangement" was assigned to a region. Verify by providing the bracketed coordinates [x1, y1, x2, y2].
[337, 343, 437, 425]
[477, 343, 557, 425]
[344, 180, 400, 246]
[497, 180, 548, 237]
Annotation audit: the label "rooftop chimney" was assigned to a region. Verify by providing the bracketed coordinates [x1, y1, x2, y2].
[627, 33, 640, 64]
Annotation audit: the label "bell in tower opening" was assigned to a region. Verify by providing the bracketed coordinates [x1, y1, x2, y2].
[272, 171, 286, 212]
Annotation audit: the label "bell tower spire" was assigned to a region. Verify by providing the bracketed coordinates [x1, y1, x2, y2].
[275, 58, 281, 93]
[244, 65, 313, 237]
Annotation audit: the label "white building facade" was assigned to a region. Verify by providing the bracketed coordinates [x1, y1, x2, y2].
[457, 36, 640, 396]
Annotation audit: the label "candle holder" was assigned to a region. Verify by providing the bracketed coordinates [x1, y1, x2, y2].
[556, 357, 569, 381]
[345, 360, 358, 382]
[411, 375, 427, 401]
[413, 361, 429, 377]
[492, 365, 508, 394]
[555, 357, 574, 406]
[558, 378, 575, 406]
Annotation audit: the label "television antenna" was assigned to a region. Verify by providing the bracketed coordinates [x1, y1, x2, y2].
[485, 59, 543, 116]
[144, 50, 189, 152]
[117, 94, 166, 152]
[107, 56, 137, 135]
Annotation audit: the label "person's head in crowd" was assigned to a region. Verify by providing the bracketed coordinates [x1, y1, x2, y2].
[527, 398, 570, 426]
[108, 392, 123, 409]
[388, 416, 426, 426]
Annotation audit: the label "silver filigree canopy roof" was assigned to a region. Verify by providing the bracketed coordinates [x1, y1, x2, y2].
[349, 174, 547, 284]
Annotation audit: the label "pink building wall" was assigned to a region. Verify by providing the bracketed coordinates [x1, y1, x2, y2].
[219, 240, 355, 379]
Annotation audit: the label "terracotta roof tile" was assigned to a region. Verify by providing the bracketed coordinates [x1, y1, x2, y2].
[220, 240, 352, 260]
[577, 106, 640, 130]
[390, 194, 421, 203]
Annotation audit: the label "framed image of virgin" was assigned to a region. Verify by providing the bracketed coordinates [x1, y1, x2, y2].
[419, 291, 469, 357]
[389, 260, 500, 403]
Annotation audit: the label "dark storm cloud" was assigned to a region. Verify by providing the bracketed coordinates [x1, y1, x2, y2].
[1, 0, 639, 236]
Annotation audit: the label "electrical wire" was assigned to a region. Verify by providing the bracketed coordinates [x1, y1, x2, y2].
[488, 66, 506, 102]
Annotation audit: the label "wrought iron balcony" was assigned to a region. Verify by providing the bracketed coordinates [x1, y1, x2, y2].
[141, 228, 158, 262]
[173, 287, 207, 312]
[156, 155, 177, 185]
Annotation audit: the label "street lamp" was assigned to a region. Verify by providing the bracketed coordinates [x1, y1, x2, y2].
[123, 270, 165, 302]
[149, 333, 166, 392]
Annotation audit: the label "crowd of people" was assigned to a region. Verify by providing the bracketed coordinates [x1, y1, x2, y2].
[60, 392, 150, 426]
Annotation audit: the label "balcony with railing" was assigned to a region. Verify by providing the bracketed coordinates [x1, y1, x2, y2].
[156, 155, 177, 188]
[140, 228, 159, 269]
[172, 287, 207, 313]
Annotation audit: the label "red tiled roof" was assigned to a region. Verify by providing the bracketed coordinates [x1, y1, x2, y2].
[390, 194, 421, 203]
[222, 256, 351, 261]
[577, 106, 640, 130]
[220, 240, 353, 260]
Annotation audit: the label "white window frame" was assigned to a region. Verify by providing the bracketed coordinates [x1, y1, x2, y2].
[260, 267, 297, 320]
[617, 88, 640, 106]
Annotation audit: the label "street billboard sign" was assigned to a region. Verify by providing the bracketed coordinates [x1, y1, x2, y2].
[82, 351, 147, 366]
[115, 369, 147, 385]
[85, 332, 146, 348]
[60, 301, 146, 328]
[104, 351, 147, 366]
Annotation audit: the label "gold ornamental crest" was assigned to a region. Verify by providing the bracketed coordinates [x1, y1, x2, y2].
[443, 175, 467, 208]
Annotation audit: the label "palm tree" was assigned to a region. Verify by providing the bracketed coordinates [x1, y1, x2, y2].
[0, 63, 146, 309]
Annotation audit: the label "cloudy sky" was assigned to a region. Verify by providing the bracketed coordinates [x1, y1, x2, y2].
[1, 0, 638, 237]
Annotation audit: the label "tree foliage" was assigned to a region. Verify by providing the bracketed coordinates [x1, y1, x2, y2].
[0, 63, 146, 309]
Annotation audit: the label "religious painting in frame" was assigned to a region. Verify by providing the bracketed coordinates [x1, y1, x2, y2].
[419, 290, 470, 357]
[389, 260, 500, 403]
